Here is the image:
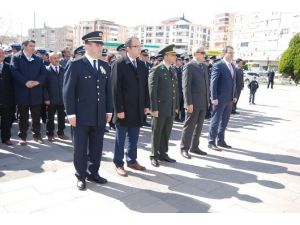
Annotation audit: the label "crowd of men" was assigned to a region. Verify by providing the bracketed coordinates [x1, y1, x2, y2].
[0, 31, 246, 190]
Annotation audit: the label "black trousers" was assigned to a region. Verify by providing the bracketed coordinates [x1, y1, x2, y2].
[72, 125, 105, 180]
[46, 104, 66, 136]
[0, 106, 14, 142]
[17, 104, 41, 139]
[232, 89, 242, 112]
[267, 80, 274, 89]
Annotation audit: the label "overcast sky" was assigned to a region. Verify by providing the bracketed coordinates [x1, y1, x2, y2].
[0, 0, 298, 36]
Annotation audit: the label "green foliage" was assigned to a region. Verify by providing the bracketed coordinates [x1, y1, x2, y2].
[278, 33, 300, 78]
[293, 49, 300, 80]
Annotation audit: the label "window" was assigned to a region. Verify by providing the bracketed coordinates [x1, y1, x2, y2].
[240, 42, 248, 47]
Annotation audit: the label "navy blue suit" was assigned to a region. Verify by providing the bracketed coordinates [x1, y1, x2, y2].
[63, 56, 112, 180]
[10, 51, 46, 105]
[208, 60, 237, 145]
[44, 65, 66, 136]
[10, 51, 47, 139]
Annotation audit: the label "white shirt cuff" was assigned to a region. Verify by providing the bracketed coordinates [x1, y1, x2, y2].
[67, 114, 76, 119]
[106, 113, 112, 116]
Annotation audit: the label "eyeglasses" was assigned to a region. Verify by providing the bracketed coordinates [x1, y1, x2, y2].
[196, 51, 206, 54]
[130, 45, 142, 48]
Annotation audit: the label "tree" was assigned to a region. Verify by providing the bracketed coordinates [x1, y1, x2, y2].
[278, 33, 300, 81]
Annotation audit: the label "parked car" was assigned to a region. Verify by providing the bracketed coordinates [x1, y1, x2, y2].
[244, 71, 266, 83]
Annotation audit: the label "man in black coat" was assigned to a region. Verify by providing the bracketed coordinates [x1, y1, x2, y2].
[267, 70, 275, 89]
[174, 55, 185, 122]
[232, 58, 244, 114]
[63, 31, 112, 190]
[0, 48, 15, 145]
[44, 52, 69, 141]
[10, 39, 47, 146]
[111, 37, 150, 177]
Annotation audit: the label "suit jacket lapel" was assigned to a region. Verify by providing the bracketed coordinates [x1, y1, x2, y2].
[82, 56, 97, 77]
[222, 60, 234, 79]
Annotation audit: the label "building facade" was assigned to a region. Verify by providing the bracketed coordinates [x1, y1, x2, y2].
[73, 19, 128, 49]
[211, 13, 234, 51]
[133, 16, 211, 54]
[232, 12, 300, 70]
[28, 25, 73, 52]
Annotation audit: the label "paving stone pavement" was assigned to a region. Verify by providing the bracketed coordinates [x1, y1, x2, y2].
[0, 84, 300, 213]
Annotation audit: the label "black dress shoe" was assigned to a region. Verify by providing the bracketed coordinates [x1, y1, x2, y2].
[160, 155, 176, 163]
[151, 158, 159, 167]
[190, 148, 207, 155]
[208, 144, 221, 151]
[181, 150, 191, 159]
[217, 142, 232, 149]
[87, 175, 108, 184]
[77, 179, 86, 191]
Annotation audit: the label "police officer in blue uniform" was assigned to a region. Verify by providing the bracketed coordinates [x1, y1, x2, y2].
[63, 31, 113, 191]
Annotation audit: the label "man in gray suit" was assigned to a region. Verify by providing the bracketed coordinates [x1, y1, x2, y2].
[180, 47, 209, 159]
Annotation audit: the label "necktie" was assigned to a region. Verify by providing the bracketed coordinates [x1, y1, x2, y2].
[132, 60, 137, 69]
[228, 63, 234, 77]
[93, 60, 98, 71]
[169, 67, 173, 78]
[55, 66, 59, 74]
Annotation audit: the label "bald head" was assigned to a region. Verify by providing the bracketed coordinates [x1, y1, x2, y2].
[49, 52, 60, 66]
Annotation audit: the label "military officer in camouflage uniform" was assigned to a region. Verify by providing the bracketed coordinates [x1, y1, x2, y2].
[148, 44, 179, 167]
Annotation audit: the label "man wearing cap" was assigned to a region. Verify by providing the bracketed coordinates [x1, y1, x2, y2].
[116, 44, 127, 58]
[10, 39, 47, 146]
[148, 44, 179, 167]
[140, 49, 152, 127]
[63, 31, 112, 190]
[73, 46, 85, 60]
[180, 47, 209, 159]
[208, 46, 237, 151]
[174, 54, 185, 122]
[111, 37, 149, 176]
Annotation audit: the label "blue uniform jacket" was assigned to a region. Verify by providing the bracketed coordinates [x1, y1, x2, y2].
[63, 56, 113, 127]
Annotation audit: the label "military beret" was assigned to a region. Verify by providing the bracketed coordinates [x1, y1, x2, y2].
[102, 48, 108, 56]
[141, 49, 149, 56]
[36, 49, 47, 55]
[74, 45, 85, 56]
[4, 46, 12, 52]
[156, 54, 163, 62]
[176, 54, 182, 60]
[11, 43, 21, 52]
[117, 44, 126, 52]
[150, 56, 156, 61]
[82, 31, 104, 44]
[158, 44, 176, 56]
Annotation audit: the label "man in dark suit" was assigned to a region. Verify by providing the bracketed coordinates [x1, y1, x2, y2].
[63, 31, 113, 190]
[232, 58, 244, 114]
[10, 39, 47, 146]
[174, 55, 185, 122]
[0, 48, 15, 145]
[60, 47, 72, 69]
[139, 49, 152, 127]
[208, 46, 237, 151]
[267, 70, 275, 89]
[44, 52, 69, 141]
[180, 47, 209, 159]
[111, 37, 150, 177]
[148, 44, 179, 167]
